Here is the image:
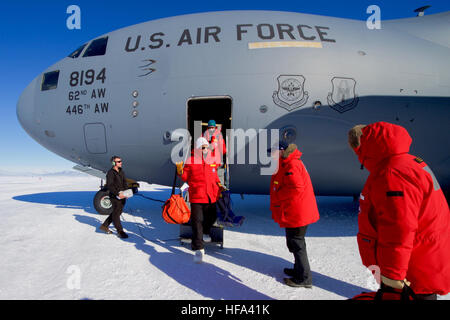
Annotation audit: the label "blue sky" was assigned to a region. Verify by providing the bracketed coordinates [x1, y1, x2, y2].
[1, 0, 449, 172]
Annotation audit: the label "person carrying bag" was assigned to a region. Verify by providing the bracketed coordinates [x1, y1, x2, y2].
[162, 167, 191, 225]
[176, 137, 222, 263]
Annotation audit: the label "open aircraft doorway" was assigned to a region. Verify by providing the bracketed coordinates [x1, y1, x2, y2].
[187, 96, 232, 186]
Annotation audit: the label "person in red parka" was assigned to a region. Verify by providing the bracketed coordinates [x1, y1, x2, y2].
[349, 122, 450, 300]
[176, 137, 223, 263]
[203, 120, 227, 185]
[269, 142, 320, 288]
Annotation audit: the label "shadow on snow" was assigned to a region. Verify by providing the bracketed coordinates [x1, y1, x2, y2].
[12, 190, 365, 299]
[13, 191, 359, 237]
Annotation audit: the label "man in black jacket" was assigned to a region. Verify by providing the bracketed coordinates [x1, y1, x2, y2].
[99, 156, 129, 239]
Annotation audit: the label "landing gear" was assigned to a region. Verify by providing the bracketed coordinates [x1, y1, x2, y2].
[93, 189, 113, 215]
[93, 179, 140, 215]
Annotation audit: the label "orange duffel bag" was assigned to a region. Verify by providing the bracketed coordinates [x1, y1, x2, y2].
[162, 194, 191, 224]
[162, 168, 191, 224]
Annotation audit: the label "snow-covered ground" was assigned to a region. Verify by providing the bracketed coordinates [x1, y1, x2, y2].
[0, 175, 448, 300]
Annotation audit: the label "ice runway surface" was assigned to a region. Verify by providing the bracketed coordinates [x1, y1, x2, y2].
[1, 175, 448, 300]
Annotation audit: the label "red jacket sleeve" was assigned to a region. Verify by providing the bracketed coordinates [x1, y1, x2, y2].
[285, 161, 306, 188]
[374, 170, 421, 280]
[180, 162, 190, 182]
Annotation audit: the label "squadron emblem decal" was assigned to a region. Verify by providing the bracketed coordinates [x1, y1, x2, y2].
[327, 77, 359, 113]
[138, 59, 156, 77]
[273, 75, 309, 112]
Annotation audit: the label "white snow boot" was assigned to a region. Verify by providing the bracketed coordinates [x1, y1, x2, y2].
[193, 249, 205, 263]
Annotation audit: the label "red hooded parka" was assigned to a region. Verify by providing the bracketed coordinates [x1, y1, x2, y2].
[180, 151, 220, 204]
[203, 128, 226, 166]
[270, 144, 320, 228]
[355, 122, 450, 295]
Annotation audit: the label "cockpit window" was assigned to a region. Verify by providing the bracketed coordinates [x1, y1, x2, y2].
[68, 43, 87, 58]
[41, 71, 60, 91]
[83, 37, 108, 57]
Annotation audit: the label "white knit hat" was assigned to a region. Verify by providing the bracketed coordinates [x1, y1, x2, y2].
[196, 137, 209, 149]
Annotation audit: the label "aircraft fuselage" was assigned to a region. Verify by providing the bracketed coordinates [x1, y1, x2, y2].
[17, 11, 450, 195]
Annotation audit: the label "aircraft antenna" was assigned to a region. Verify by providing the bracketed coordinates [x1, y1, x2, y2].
[414, 5, 431, 17]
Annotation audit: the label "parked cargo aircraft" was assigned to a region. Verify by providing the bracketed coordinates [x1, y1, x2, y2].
[17, 9, 450, 213]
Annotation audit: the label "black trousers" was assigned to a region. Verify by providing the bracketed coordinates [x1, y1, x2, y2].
[285, 226, 312, 284]
[416, 294, 437, 300]
[102, 198, 126, 233]
[190, 203, 217, 250]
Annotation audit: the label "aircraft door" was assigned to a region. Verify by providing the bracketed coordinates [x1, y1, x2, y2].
[187, 97, 232, 186]
[84, 122, 108, 154]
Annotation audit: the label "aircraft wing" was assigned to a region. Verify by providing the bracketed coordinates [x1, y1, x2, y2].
[73, 165, 106, 180]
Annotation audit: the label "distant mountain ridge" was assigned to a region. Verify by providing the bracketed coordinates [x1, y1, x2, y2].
[0, 169, 87, 177]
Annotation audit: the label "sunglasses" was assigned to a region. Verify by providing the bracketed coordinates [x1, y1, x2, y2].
[201, 147, 208, 150]
[116, 160, 122, 163]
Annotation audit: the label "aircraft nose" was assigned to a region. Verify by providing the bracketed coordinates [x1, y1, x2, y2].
[17, 79, 36, 135]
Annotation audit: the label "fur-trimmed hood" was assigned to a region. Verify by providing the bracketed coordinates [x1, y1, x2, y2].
[348, 125, 367, 149]
[281, 144, 302, 161]
[351, 122, 412, 172]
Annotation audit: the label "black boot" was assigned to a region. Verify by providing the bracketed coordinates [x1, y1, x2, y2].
[118, 231, 128, 239]
[284, 268, 295, 277]
[284, 277, 312, 288]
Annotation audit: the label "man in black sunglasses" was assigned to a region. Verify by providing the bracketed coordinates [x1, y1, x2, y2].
[100, 156, 129, 239]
